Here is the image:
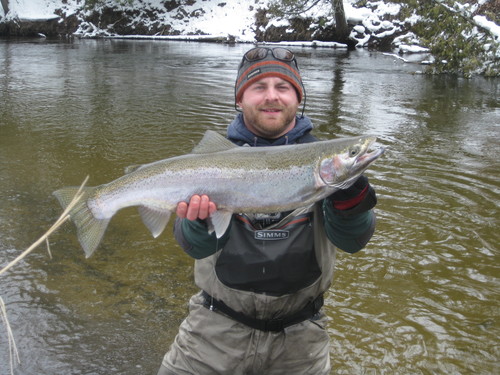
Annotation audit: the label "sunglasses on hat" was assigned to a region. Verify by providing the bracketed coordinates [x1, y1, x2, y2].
[240, 47, 298, 69]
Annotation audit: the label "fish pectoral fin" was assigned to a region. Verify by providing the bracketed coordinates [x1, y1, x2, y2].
[138, 206, 171, 238]
[207, 210, 233, 238]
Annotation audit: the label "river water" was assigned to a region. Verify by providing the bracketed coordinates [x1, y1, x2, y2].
[0, 38, 498, 375]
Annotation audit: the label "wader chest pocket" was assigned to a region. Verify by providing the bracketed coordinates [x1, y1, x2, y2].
[215, 214, 321, 296]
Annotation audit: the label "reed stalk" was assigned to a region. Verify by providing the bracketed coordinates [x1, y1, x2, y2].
[0, 177, 88, 374]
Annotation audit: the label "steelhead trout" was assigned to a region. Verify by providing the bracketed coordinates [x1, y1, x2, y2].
[53, 130, 384, 257]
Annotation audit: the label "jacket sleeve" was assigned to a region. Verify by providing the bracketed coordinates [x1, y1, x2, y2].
[322, 175, 378, 253]
[322, 202, 376, 253]
[173, 217, 231, 259]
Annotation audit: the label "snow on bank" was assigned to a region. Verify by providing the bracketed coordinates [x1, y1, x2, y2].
[1, 0, 419, 49]
[1, 0, 61, 20]
[264, 40, 349, 48]
[474, 15, 500, 41]
[1, 0, 273, 42]
[116, 0, 270, 42]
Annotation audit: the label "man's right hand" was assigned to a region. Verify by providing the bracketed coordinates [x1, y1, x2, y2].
[176, 195, 217, 221]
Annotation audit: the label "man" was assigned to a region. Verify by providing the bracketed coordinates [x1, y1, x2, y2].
[157, 47, 378, 375]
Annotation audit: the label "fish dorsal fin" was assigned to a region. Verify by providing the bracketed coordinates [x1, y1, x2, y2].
[191, 130, 238, 154]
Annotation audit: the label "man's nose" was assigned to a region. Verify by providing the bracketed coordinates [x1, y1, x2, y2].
[264, 87, 279, 101]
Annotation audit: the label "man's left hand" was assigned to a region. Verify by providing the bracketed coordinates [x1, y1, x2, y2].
[328, 175, 377, 216]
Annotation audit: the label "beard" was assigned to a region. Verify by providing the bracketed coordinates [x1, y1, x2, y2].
[244, 105, 297, 139]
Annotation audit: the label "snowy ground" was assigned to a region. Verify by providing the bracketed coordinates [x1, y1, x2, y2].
[1, 0, 64, 20]
[1, 0, 499, 60]
[0, 0, 420, 48]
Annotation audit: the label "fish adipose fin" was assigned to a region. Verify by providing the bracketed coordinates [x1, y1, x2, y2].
[138, 206, 171, 238]
[53, 187, 110, 258]
[207, 210, 233, 238]
[191, 130, 238, 154]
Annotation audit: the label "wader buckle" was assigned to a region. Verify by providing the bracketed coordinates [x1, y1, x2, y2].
[264, 318, 284, 332]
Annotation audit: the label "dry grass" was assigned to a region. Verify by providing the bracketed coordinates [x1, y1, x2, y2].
[0, 177, 88, 374]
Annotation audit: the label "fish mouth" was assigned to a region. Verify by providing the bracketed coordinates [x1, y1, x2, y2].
[320, 139, 385, 188]
[356, 145, 385, 166]
[348, 141, 385, 179]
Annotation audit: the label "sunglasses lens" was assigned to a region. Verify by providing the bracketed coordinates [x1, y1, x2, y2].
[273, 48, 294, 61]
[245, 48, 269, 61]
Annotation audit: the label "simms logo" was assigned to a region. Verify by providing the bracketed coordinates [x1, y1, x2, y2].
[255, 230, 290, 240]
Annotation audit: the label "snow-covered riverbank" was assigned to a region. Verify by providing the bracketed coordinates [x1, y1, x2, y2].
[0, 0, 426, 47]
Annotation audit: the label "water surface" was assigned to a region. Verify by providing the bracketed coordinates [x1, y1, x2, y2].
[0, 38, 498, 374]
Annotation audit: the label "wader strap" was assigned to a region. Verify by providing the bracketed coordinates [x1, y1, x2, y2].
[201, 291, 324, 332]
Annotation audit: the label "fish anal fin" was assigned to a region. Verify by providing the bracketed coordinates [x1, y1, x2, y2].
[138, 206, 171, 238]
[207, 210, 233, 238]
[191, 130, 238, 154]
[78, 217, 110, 258]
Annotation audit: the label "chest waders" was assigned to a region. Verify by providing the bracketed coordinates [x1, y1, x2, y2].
[195, 204, 337, 330]
[159, 203, 336, 375]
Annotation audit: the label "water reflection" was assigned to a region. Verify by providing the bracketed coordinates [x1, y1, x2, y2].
[0, 39, 498, 375]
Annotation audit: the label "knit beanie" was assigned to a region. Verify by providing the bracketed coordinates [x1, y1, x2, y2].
[235, 48, 304, 104]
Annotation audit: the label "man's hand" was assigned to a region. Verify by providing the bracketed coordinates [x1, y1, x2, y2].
[176, 195, 217, 221]
[329, 175, 377, 216]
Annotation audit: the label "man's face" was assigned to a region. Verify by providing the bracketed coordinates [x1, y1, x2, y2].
[237, 77, 300, 139]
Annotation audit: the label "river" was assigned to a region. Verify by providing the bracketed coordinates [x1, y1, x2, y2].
[0, 38, 498, 375]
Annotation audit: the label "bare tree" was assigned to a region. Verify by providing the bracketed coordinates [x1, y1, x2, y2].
[332, 0, 349, 42]
[270, 0, 350, 44]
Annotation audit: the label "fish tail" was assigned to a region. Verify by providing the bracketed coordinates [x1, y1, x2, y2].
[53, 187, 110, 258]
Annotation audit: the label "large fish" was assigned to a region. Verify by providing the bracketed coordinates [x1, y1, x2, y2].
[53, 130, 384, 257]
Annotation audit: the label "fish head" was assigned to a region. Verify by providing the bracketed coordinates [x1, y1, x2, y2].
[318, 136, 385, 188]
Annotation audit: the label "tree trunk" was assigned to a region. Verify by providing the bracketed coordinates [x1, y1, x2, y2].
[1, 0, 9, 15]
[332, 0, 349, 43]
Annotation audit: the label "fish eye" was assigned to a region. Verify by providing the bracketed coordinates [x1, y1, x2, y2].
[349, 146, 360, 157]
